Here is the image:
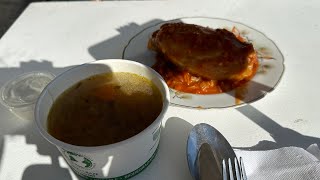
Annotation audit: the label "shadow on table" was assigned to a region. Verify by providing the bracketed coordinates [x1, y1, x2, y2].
[235, 104, 320, 151]
[0, 60, 74, 180]
[1, 17, 318, 180]
[17, 122, 73, 180]
[139, 117, 194, 180]
[0, 60, 72, 85]
[88, 19, 164, 60]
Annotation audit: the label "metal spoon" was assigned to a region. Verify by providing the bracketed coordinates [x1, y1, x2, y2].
[187, 123, 236, 180]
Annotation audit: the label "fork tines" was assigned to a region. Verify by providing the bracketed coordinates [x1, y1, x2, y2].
[222, 157, 247, 180]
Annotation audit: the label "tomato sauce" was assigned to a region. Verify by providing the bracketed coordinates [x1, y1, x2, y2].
[152, 27, 259, 95]
[153, 53, 258, 94]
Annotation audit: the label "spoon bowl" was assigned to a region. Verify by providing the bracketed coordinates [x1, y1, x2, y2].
[187, 123, 236, 180]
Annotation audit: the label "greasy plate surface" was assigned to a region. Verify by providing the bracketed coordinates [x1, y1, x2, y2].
[123, 17, 284, 108]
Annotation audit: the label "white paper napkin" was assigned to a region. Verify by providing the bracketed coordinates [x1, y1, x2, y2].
[235, 144, 320, 180]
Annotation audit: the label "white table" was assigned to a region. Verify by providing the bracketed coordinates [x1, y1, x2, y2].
[0, 0, 320, 179]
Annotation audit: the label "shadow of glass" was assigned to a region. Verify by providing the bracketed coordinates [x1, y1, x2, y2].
[135, 117, 193, 180]
[88, 19, 164, 60]
[235, 104, 320, 150]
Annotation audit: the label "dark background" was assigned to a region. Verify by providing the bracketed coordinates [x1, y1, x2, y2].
[1, 0, 41, 37]
[0, 0, 94, 38]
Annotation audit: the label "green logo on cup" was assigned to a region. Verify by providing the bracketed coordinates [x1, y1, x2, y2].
[64, 151, 95, 169]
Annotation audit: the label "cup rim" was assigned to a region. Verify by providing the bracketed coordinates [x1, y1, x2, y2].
[35, 59, 170, 153]
[0, 71, 56, 108]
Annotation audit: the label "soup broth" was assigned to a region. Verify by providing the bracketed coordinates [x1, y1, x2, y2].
[47, 72, 163, 146]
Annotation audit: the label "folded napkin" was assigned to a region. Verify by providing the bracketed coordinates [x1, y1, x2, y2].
[235, 144, 320, 180]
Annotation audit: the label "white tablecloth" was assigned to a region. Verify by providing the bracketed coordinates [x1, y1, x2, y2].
[0, 0, 320, 179]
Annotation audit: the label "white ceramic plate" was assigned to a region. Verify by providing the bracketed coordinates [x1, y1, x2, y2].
[122, 17, 284, 108]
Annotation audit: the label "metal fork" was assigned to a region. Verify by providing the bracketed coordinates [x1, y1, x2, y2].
[222, 157, 247, 180]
